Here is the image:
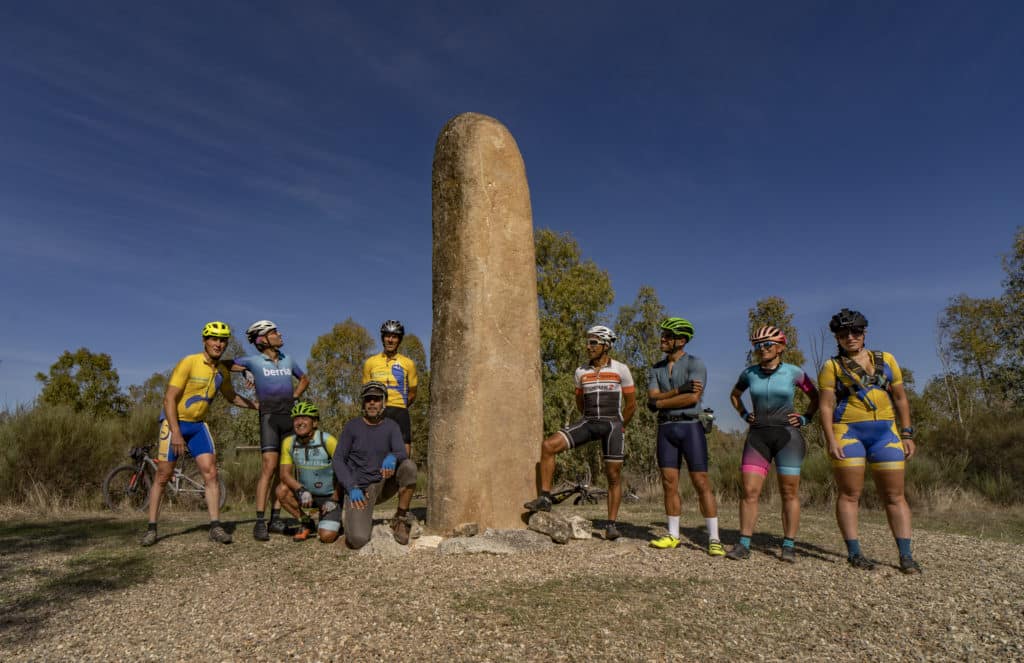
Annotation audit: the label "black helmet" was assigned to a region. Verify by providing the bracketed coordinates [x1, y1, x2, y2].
[828, 308, 868, 333]
[380, 320, 404, 338]
[360, 381, 388, 401]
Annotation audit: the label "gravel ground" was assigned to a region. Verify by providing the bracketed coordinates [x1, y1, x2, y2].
[2, 506, 1022, 662]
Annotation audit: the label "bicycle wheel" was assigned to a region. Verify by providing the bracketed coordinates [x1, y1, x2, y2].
[172, 463, 227, 510]
[102, 465, 151, 512]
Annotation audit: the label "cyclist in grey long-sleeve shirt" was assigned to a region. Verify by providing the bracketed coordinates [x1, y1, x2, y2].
[333, 381, 417, 548]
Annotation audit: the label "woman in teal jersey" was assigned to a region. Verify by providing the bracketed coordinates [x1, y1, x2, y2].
[727, 326, 818, 562]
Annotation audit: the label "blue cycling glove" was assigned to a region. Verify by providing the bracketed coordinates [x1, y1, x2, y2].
[382, 453, 397, 472]
[348, 488, 366, 503]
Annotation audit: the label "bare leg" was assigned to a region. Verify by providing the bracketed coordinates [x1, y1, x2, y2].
[689, 471, 718, 518]
[255, 451, 279, 513]
[834, 466, 866, 541]
[605, 461, 623, 522]
[872, 468, 912, 539]
[275, 482, 303, 520]
[738, 472, 766, 537]
[538, 433, 569, 492]
[146, 460, 176, 524]
[660, 468, 681, 516]
[778, 474, 801, 539]
[194, 453, 220, 522]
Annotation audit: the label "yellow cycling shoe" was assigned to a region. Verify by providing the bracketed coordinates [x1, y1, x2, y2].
[649, 535, 681, 549]
[708, 539, 726, 556]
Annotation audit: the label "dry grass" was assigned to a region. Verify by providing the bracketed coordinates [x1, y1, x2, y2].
[2, 500, 1023, 661]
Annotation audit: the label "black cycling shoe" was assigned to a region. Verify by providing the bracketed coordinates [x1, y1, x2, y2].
[253, 519, 270, 541]
[726, 543, 751, 560]
[847, 554, 876, 570]
[899, 556, 922, 575]
[523, 495, 553, 512]
[605, 523, 621, 541]
[268, 519, 287, 535]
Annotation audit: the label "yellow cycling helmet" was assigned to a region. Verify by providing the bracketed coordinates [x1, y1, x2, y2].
[201, 321, 232, 338]
[290, 401, 320, 419]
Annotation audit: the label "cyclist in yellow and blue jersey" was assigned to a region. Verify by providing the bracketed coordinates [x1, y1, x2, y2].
[363, 320, 418, 457]
[275, 401, 342, 543]
[818, 308, 921, 574]
[141, 322, 257, 547]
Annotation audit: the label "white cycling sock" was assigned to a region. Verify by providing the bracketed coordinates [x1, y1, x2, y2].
[667, 515, 680, 538]
[706, 517, 719, 542]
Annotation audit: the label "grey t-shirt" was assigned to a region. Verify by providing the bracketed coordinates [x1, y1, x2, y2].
[333, 417, 407, 492]
[648, 353, 707, 418]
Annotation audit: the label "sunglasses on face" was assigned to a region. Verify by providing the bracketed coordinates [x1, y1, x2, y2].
[363, 395, 384, 402]
[836, 327, 865, 338]
[753, 341, 778, 350]
[586, 340, 604, 347]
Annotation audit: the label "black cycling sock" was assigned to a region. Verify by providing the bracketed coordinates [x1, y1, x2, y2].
[256, 511, 265, 521]
[209, 520, 222, 529]
[540, 490, 552, 499]
[147, 522, 157, 531]
[395, 507, 408, 518]
[270, 508, 281, 521]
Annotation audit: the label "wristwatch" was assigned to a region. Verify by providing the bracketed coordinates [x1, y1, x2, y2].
[900, 426, 915, 438]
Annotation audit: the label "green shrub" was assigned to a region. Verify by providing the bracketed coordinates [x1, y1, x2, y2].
[0, 404, 126, 507]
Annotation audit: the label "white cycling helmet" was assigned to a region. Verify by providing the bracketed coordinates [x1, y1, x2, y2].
[586, 325, 617, 346]
[246, 320, 278, 345]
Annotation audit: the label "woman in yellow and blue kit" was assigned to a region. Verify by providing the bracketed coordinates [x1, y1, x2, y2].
[818, 308, 921, 574]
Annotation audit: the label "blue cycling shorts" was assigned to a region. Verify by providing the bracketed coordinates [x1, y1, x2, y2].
[831, 420, 904, 471]
[157, 419, 216, 462]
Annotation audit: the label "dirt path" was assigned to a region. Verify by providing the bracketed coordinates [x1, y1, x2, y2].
[2, 506, 1022, 661]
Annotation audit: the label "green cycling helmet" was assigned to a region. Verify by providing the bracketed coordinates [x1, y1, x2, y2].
[659, 317, 694, 340]
[290, 401, 320, 419]
[201, 321, 232, 338]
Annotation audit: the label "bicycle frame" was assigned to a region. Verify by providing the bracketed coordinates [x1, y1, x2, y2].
[137, 448, 206, 497]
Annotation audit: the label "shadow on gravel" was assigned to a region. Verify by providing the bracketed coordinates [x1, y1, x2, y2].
[594, 519, 660, 541]
[644, 523, 848, 562]
[0, 519, 154, 647]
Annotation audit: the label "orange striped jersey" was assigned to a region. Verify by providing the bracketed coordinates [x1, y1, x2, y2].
[574, 358, 635, 420]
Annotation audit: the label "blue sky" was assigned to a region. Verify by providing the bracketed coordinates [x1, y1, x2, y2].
[1, 2, 1021, 429]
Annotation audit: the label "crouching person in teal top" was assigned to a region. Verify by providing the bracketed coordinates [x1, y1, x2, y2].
[333, 382, 417, 549]
[275, 401, 343, 543]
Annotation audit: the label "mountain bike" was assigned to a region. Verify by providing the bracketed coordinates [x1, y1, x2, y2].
[102, 445, 227, 512]
[550, 471, 608, 506]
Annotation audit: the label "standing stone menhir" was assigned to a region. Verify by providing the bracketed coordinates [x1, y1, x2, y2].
[428, 112, 543, 533]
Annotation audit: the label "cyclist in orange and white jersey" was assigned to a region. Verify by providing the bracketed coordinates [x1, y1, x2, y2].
[524, 325, 636, 541]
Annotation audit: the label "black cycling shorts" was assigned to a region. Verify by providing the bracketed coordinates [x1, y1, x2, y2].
[559, 418, 625, 461]
[384, 406, 412, 444]
[311, 495, 342, 532]
[260, 412, 294, 453]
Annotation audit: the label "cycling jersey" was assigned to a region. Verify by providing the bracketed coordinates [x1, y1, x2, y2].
[574, 358, 635, 420]
[281, 431, 339, 496]
[734, 363, 815, 428]
[233, 352, 305, 415]
[161, 353, 235, 423]
[363, 353, 417, 408]
[648, 354, 706, 418]
[818, 351, 902, 423]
